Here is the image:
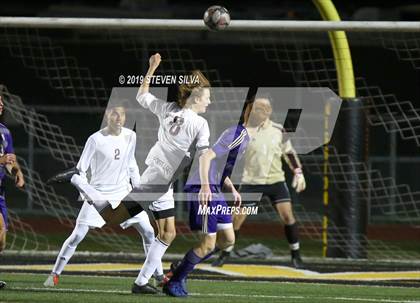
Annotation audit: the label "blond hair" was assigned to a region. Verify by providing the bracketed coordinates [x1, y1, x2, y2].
[177, 70, 210, 108]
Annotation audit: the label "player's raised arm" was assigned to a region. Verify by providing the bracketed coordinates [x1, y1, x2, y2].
[138, 53, 161, 96]
[136, 53, 170, 116]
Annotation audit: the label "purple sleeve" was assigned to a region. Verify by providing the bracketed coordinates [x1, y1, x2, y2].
[4, 130, 14, 154]
[212, 127, 246, 157]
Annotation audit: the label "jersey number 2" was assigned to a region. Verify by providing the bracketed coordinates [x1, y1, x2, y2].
[114, 148, 120, 160]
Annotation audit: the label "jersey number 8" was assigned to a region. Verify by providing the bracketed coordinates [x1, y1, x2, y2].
[169, 116, 184, 136]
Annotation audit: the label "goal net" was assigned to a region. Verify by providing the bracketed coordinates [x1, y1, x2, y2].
[1, 19, 419, 261]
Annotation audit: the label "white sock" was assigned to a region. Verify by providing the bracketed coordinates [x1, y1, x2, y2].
[131, 213, 164, 277]
[135, 238, 169, 286]
[224, 245, 234, 252]
[290, 242, 300, 251]
[52, 224, 89, 275]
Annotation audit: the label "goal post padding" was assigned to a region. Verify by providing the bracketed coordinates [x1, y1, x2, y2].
[328, 98, 368, 258]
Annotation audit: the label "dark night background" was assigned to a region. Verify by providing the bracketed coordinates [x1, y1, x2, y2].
[1, 1, 419, 223]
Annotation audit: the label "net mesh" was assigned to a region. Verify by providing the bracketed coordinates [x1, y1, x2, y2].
[0, 26, 419, 260]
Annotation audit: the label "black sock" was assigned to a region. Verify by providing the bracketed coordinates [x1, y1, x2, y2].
[284, 223, 299, 244]
[234, 229, 240, 241]
[291, 249, 301, 259]
[220, 250, 231, 258]
[202, 247, 220, 262]
[285, 223, 300, 257]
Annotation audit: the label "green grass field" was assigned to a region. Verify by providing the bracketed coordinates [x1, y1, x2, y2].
[1, 273, 419, 303]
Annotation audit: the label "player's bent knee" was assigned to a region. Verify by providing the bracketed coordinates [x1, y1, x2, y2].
[68, 232, 85, 247]
[218, 238, 234, 250]
[197, 241, 216, 255]
[159, 229, 176, 244]
[143, 228, 155, 241]
[281, 213, 296, 225]
[141, 229, 156, 244]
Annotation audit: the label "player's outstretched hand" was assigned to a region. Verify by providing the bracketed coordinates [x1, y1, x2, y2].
[232, 188, 242, 208]
[292, 168, 306, 193]
[15, 171, 25, 188]
[199, 185, 212, 206]
[0, 153, 16, 165]
[149, 53, 161, 70]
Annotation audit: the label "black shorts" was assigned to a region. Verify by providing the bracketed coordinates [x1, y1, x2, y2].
[239, 181, 291, 207]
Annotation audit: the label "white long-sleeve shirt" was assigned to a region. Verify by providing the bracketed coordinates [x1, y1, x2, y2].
[76, 127, 140, 208]
[137, 92, 210, 181]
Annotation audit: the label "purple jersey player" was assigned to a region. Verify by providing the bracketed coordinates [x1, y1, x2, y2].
[163, 121, 251, 297]
[186, 124, 250, 234]
[0, 95, 25, 289]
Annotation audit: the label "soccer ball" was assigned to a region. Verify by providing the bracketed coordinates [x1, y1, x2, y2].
[203, 6, 230, 31]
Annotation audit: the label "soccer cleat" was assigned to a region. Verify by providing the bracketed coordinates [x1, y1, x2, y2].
[162, 280, 188, 297]
[0, 280, 6, 289]
[152, 274, 169, 287]
[43, 274, 59, 287]
[211, 251, 230, 267]
[165, 260, 182, 280]
[131, 282, 161, 294]
[291, 255, 304, 269]
[180, 278, 188, 295]
[46, 167, 79, 185]
[153, 274, 170, 287]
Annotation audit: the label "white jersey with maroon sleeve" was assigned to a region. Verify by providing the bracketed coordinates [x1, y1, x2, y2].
[136, 92, 210, 182]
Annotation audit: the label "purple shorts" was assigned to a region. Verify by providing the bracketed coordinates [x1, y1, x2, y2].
[188, 191, 232, 234]
[0, 198, 8, 230]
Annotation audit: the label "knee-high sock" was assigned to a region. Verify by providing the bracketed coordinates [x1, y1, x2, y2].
[134, 237, 169, 286]
[202, 247, 220, 262]
[131, 213, 163, 277]
[171, 249, 202, 282]
[284, 223, 300, 254]
[52, 224, 89, 275]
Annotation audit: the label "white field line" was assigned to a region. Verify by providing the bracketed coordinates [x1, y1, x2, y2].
[6, 286, 420, 303]
[4, 272, 418, 289]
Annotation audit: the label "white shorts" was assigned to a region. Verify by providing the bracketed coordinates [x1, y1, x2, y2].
[76, 200, 150, 229]
[140, 165, 171, 186]
[71, 174, 131, 209]
[76, 201, 106, 228]
[149, 186, 174, 212]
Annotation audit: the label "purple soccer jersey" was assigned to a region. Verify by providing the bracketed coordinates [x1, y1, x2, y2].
[0, 123, 15, 229]
[185, 125, 249, 234]
[185, 125, 249, 190]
